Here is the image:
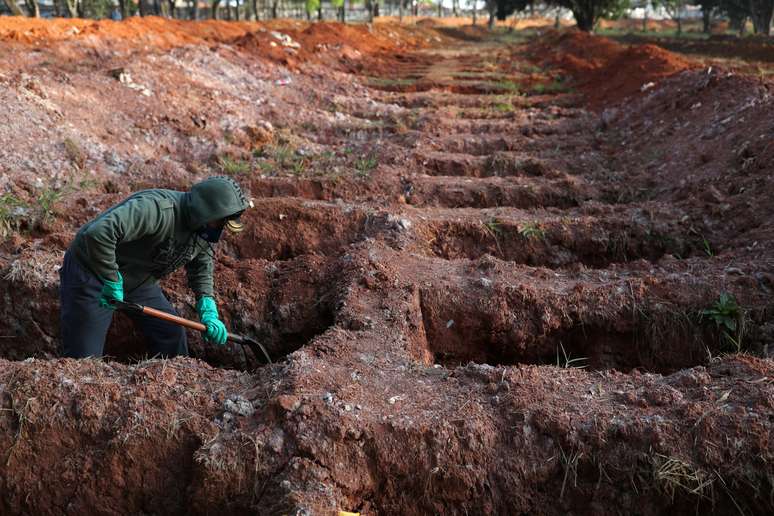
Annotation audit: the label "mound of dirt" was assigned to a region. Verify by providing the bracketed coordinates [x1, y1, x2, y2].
[529, 29, 695, 108]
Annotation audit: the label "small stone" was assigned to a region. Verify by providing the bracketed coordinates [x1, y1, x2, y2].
[322, 392, 334, 404]
[344, 404, 353, 412]
[446, 319, 454, 329]
[277, 394, 301, 412]
[224, 395, 254, 417]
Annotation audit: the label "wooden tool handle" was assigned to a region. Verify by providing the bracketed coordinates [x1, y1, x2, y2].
[141, 306, 207, 332]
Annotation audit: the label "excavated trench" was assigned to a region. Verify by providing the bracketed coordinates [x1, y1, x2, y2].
[416, 284, 713, 373]
[417, 217, 695, 268]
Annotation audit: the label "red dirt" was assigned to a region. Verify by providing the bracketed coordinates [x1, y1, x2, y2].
[0, 17, 773, 515]
[528, 29, 697, 108]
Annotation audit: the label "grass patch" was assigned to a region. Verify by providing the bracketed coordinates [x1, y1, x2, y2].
[519, 222, 545, 240]
[63, 137, 86, 170]
[494, 80, 521, 93]
[217, 156, 251, 176]
[36, 187, 64, 224]
[354, 154, 378, 178]
[0, 194, 29, 239]
[366, 77, 417, 89]
[531, 78, 572, 95]
[701, 292, 746, 352]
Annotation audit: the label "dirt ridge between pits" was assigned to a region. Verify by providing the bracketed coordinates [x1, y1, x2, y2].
[1, 19, 773, 515]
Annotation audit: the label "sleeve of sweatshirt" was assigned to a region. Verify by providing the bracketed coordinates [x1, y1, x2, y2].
[185, 245, 214, 299]
[81, 196, 166, 282]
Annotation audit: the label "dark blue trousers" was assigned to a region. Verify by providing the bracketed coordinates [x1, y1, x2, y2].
[59, 250, 188, 358]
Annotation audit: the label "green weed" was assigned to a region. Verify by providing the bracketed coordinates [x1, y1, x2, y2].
[354, 154, 378, 178]
[217, 156, 250, 176]
[701, 292, 745, 352]
[519, 222, 545, 240]
[0, 194, 29, 238]
[36, 187, 64, 223]
[496, 80, 521, 93]
[493, 102, 514, 113]
[483, 217, 503, 236]
[532, 78, 571, 95]
[702, 237, 713, 257]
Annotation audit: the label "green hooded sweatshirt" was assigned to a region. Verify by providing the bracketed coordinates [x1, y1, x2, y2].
[69, 176, 250, 298]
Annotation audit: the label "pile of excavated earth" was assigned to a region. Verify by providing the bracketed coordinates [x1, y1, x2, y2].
[0, 15, 773, 515]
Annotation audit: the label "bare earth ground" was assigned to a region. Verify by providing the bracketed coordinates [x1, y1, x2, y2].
[0, 16, 773, 515]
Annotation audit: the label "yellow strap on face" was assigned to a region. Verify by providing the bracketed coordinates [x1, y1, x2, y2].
[225, 219, 244, 233]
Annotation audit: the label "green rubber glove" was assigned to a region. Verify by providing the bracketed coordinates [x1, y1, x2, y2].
[196, 296, 227, 346]
[98, 272, 124, 310]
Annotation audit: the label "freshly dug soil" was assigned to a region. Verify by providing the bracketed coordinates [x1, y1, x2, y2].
[0, 17, 772, 515]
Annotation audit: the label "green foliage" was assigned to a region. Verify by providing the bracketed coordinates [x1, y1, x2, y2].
[483, 217, 503, 236]
[701, 292, 740, 333]
[0, 194, 29, 239]
[493, 102, 514, 113]
[354, 154, 378, 178]
[519, 222, 545, 240]
[701, 292, 746, 352]
[532, 78, 571, 95]
[217, 156, 251, 176]
[496, 80, 521, 93]
[330, 0, 344, 8]
[305, 0, 320, 12]
[702, 237, 713, 257]
[36, 187, 64, 223]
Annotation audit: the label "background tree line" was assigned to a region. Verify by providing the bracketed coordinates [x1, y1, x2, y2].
[1, 0, 771, 36]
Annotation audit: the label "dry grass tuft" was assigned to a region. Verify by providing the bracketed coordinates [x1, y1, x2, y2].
[3, 249, 64, 289]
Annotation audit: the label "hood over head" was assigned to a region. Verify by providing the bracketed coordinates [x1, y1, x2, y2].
[184, 176, 250, 229]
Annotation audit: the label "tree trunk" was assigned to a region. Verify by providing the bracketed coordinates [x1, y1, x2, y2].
[437, 0, 441, 17]
[212, 0, 221, 19]
[118, 0, 127, 19]
[398, 0, 403, 21]
[487, 1, 495, 29]
[701, 6, 712, 33]
[24, 0, 40, 17]
[153, 0, 161, 15]
[193, 0, 200, 19]
[572, 6, 595, 32]
[452, 0, 457, 16]
[226, 0, 232, 19]
[2, 0, 24, 15]
[236, 0, 241, 20]
[749, 0, 773, 35]
[138, 0, 147, 16]
[472, 2, 476, 25]
[642, 10, 648, 32]
[167, 0, 175, 17]
[250, 0, 257, 19]
[271, 0, 277, 18]
[317, 3, 322, 19]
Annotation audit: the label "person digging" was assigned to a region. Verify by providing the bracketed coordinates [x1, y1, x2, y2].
[59, 176, 251, 359]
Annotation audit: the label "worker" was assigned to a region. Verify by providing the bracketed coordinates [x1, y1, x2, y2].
[59, 175, 251, 358]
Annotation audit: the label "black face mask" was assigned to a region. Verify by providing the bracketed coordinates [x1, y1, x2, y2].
[198, 226, 223, 243]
